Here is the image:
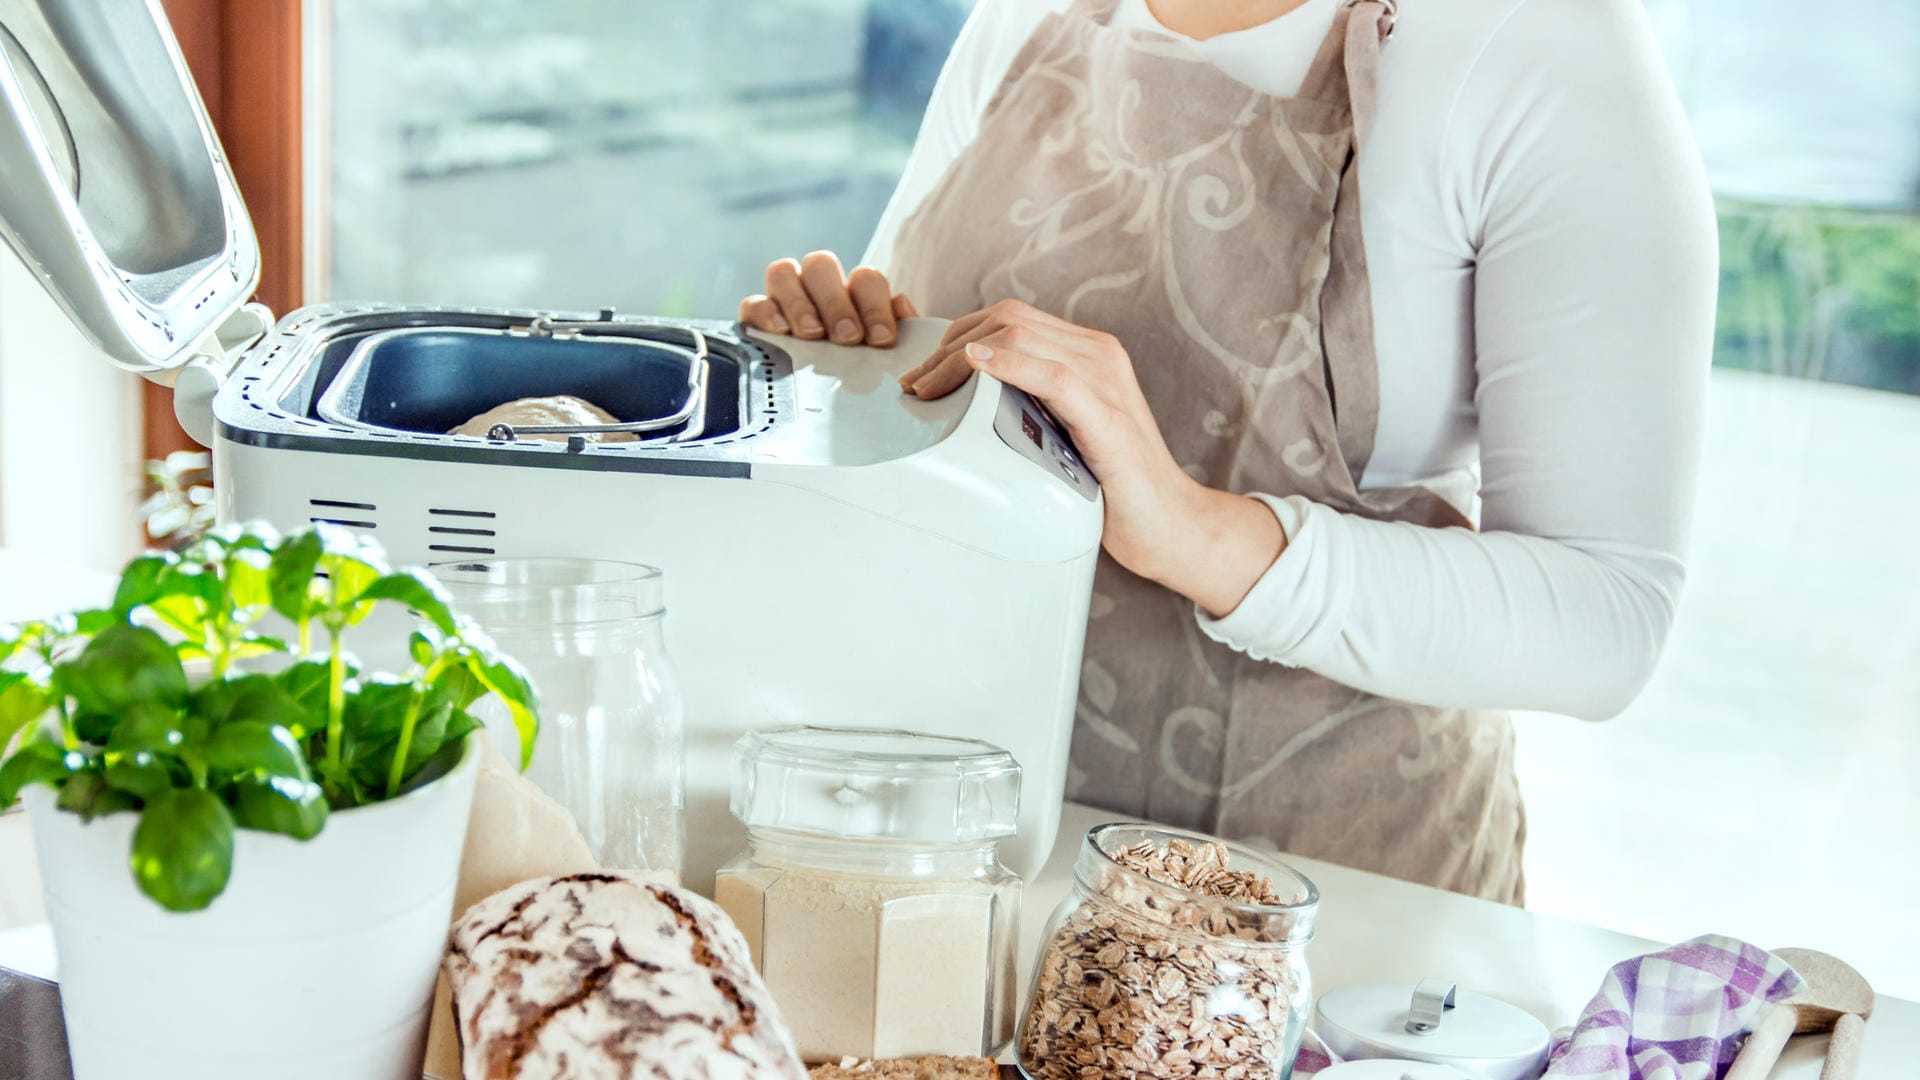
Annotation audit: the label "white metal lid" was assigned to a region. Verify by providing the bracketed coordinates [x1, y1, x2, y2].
[0, 1, 260, 374]
[730, 726, 1022, 845]
[1314, 981, 1551, 1080]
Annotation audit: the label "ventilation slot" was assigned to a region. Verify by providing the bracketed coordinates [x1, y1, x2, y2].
[429, 508, 496, 555]
[310, 498, 378, 530]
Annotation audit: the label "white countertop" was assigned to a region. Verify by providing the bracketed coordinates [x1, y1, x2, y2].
[4, 801, 1912, 1078]
[2, 549, 1913, 1077]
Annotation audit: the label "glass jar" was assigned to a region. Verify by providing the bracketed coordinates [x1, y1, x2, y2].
[1019, 823, 1319, 1080]
[714, 726, 1023, 1064]
[434, 558, 683, 878]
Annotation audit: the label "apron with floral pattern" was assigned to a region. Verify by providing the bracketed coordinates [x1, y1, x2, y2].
[890, 0, 1525, 900]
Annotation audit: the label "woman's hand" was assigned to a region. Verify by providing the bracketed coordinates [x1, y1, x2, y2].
[902, 300, 1287, 616]
[739, 251, 918, 347]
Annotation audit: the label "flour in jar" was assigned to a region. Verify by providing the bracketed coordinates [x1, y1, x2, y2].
[716, 867, 1016, 1064]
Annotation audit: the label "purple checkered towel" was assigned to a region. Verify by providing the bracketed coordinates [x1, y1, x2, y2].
[1540, 935, 1804, 1079]
[1292, 935, 1804, 1080]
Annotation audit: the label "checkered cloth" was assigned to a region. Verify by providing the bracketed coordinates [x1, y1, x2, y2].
[1292, 935, 1805, 1079]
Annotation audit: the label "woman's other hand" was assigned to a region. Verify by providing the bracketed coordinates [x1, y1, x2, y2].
[902, 300, 1286, 615]
[739, 252, 918, 347]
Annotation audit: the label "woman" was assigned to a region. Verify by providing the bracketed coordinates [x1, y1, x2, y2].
[739, 0, 1716, 902]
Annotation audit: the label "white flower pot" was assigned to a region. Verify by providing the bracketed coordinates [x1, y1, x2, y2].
[23, 737, 480, 1080]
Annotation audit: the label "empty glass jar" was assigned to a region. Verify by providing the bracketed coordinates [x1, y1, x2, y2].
[435, 558, 683, 878]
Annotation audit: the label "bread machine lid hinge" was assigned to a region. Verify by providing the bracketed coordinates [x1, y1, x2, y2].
[162, 301, 274, 449]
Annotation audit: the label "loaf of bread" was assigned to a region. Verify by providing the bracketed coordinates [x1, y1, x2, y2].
[808, 1058, 1000, 1080]
[445, 873, 806, 1080]
[424, 736, 606, 1080]
[449, 395, 638, 443]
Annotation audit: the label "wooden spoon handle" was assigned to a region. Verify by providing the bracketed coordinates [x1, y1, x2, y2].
[1727, 1004, 1799, 1080]
[1819, 1013, 1866, 1080]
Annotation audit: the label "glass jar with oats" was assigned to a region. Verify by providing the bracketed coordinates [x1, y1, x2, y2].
[1019, 823, 1319, 1080]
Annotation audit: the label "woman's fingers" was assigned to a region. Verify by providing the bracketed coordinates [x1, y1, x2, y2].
[766, 259, 825, 339]
[800, 251, 865, 345]
[962, 340, 1110, 438]
[908, 312, 1089, 393]
[846, 267, 899, 346]
[906, 351, 978, 399]
[892, 293, 919, 320]
[738, 295, 791, 335]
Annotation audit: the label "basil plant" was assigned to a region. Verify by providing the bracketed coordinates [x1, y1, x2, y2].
[0, 523, 537, 912]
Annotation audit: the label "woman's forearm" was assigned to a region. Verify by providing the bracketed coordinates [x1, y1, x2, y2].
[1146, 482, 1288, 620]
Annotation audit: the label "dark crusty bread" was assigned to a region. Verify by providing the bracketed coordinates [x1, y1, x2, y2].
[808, 1057, 1000, 1080]
[445, 872, 806, 1080]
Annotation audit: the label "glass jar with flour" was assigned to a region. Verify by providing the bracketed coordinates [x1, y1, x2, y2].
[714, 726, 1023, 1064]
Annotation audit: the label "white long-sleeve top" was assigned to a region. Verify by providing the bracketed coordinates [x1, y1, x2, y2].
[864, 0, 1719, 721]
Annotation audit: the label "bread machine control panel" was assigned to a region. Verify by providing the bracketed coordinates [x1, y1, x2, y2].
[993, 386, 1099, 502]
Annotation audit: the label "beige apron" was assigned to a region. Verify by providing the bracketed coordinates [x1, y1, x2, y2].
[891, 0, 1525, 901]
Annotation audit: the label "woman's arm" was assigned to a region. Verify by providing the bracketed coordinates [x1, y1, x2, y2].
[1195, 0, 1719, 720]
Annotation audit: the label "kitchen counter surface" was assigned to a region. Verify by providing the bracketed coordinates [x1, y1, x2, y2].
[2, 552, 1912, 1077]
[3, 801, 1912, 1078]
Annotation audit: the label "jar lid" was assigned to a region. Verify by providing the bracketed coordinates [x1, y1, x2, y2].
[1314, 981, 1551, 1080]
[730, 726, 1021, 844]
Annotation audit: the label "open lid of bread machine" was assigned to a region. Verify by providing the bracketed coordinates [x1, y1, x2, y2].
[0, 0, 263, 376]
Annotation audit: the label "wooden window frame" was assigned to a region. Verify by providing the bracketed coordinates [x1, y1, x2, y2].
[148, 0, 305, 460]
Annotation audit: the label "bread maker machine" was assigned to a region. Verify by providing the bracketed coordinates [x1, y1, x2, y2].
[0, 0, 1102, 889]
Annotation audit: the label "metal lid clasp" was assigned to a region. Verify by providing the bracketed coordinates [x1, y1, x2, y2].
[1406, 979, 1457, 1035]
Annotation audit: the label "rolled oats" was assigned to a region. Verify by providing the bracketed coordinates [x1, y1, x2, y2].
[1018, 830, 1316, 1080]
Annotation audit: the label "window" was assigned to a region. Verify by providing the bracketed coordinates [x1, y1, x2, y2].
[316, 0, 973, 314]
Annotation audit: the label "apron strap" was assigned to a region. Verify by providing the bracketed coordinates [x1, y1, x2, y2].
[1299, 0, 1395, 144]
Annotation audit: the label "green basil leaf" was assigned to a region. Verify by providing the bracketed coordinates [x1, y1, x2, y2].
[428, 662, 484, 711]
[464, 649, 538, 770]
[353, 570, 458, 635]
[408, 631, 434, 667]
[54, 768, 136, 822]
[61, 623, 189, 720]
[130, 788, 234, 912]
[201, 721, 309, 782]
[105, 701, 187, 755]
[70, 609, 115, 636]
[0, 674, 51, 755]
[342, 677, 416, 740]
[278, 659, 343, 718]
[230, 774, 327, 840]
[224, 545, 274, 615]
[105, 751, 178, 800]
[145, 594, 208, 641]
[229, 635, 292, 663]
[111, 552, 181, 615]
[269, 528, 326, 621]
[0, 741, 85, 808]
[195, 674, 312, 734]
